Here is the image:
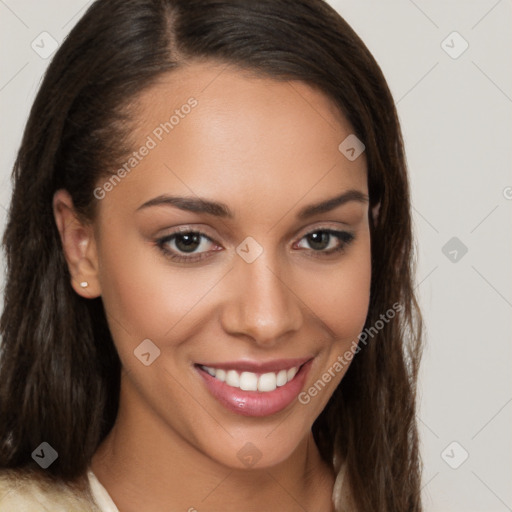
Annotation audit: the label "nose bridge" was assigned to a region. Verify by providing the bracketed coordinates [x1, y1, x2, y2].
[221, 243, 303, 345]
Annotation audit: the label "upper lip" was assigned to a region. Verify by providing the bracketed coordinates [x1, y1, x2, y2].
[195, 357, 312, 373]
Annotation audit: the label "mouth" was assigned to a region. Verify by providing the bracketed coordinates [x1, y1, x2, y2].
[194, 358, 313, 417]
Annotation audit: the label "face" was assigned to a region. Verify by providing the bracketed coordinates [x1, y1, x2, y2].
[55, 61, 372, 470]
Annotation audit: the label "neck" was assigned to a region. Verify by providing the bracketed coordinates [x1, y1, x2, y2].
[91, 379, 336, 512]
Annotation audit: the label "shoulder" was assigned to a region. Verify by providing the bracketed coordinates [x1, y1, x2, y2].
[0, 468, 102, 512]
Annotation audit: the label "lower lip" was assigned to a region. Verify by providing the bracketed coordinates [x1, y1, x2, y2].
[195, 360, 313, 417]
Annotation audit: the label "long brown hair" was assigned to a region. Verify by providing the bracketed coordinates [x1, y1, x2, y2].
[0, 1, 423, 510]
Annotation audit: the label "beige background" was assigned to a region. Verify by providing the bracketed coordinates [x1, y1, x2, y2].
[1, 1, 511, 510]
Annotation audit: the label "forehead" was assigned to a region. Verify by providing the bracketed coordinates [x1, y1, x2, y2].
[99, 61, 367, 218]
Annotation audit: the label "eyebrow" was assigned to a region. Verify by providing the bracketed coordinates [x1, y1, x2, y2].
[136, 189, 369, 219]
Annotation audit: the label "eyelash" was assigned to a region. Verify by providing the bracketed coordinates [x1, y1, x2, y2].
[155, 227, 355, 264]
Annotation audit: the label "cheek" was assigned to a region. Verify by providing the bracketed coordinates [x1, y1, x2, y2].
[96, 226, 215, 344]
[295, 236, 372, 344]
[291, 236, 371, 415]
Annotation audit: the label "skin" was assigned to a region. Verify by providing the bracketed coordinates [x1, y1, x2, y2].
[53, 61, 374, 512]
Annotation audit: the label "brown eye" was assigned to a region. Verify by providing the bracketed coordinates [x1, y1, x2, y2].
[173, 232, 203, 253]
[295, 229, 355, 256]
[156, 230, 219, 263]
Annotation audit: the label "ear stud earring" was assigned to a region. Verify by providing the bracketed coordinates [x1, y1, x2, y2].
[80, 281, 89, 288]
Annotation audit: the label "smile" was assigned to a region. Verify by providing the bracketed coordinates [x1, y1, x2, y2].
[195, 358, 313, 417]
[198, 365, 300, 392]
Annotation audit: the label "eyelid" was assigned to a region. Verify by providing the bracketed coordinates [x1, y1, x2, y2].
[157, 224, 217, 240]
[158, 221, 351, 245]
[155, 222, 356, 264]
[294, 221, 352, 238]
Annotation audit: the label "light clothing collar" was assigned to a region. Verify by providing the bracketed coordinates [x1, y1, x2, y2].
[87, 469, 120, 512]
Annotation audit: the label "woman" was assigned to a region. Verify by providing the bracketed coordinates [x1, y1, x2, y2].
[0, 0, 423, 510]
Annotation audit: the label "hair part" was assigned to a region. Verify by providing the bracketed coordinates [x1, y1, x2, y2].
[0, 1, 423, 510]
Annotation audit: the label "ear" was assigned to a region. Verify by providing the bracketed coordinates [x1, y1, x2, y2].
[371, 202, 381, 225]
[52, 189, 101, 298]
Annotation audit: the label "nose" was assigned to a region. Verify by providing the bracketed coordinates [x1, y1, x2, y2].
[220, 249, 303, 348]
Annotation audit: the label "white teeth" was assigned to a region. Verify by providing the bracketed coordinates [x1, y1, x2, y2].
[258, 372, 277, 392]
[204, 366, 216, 377]
[239, 372, 258, 391]
[225, 370, 240, 387]
[276, 369, 288, 387]
[287, 367, 298, 381]
[201, 365, 300, 392]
